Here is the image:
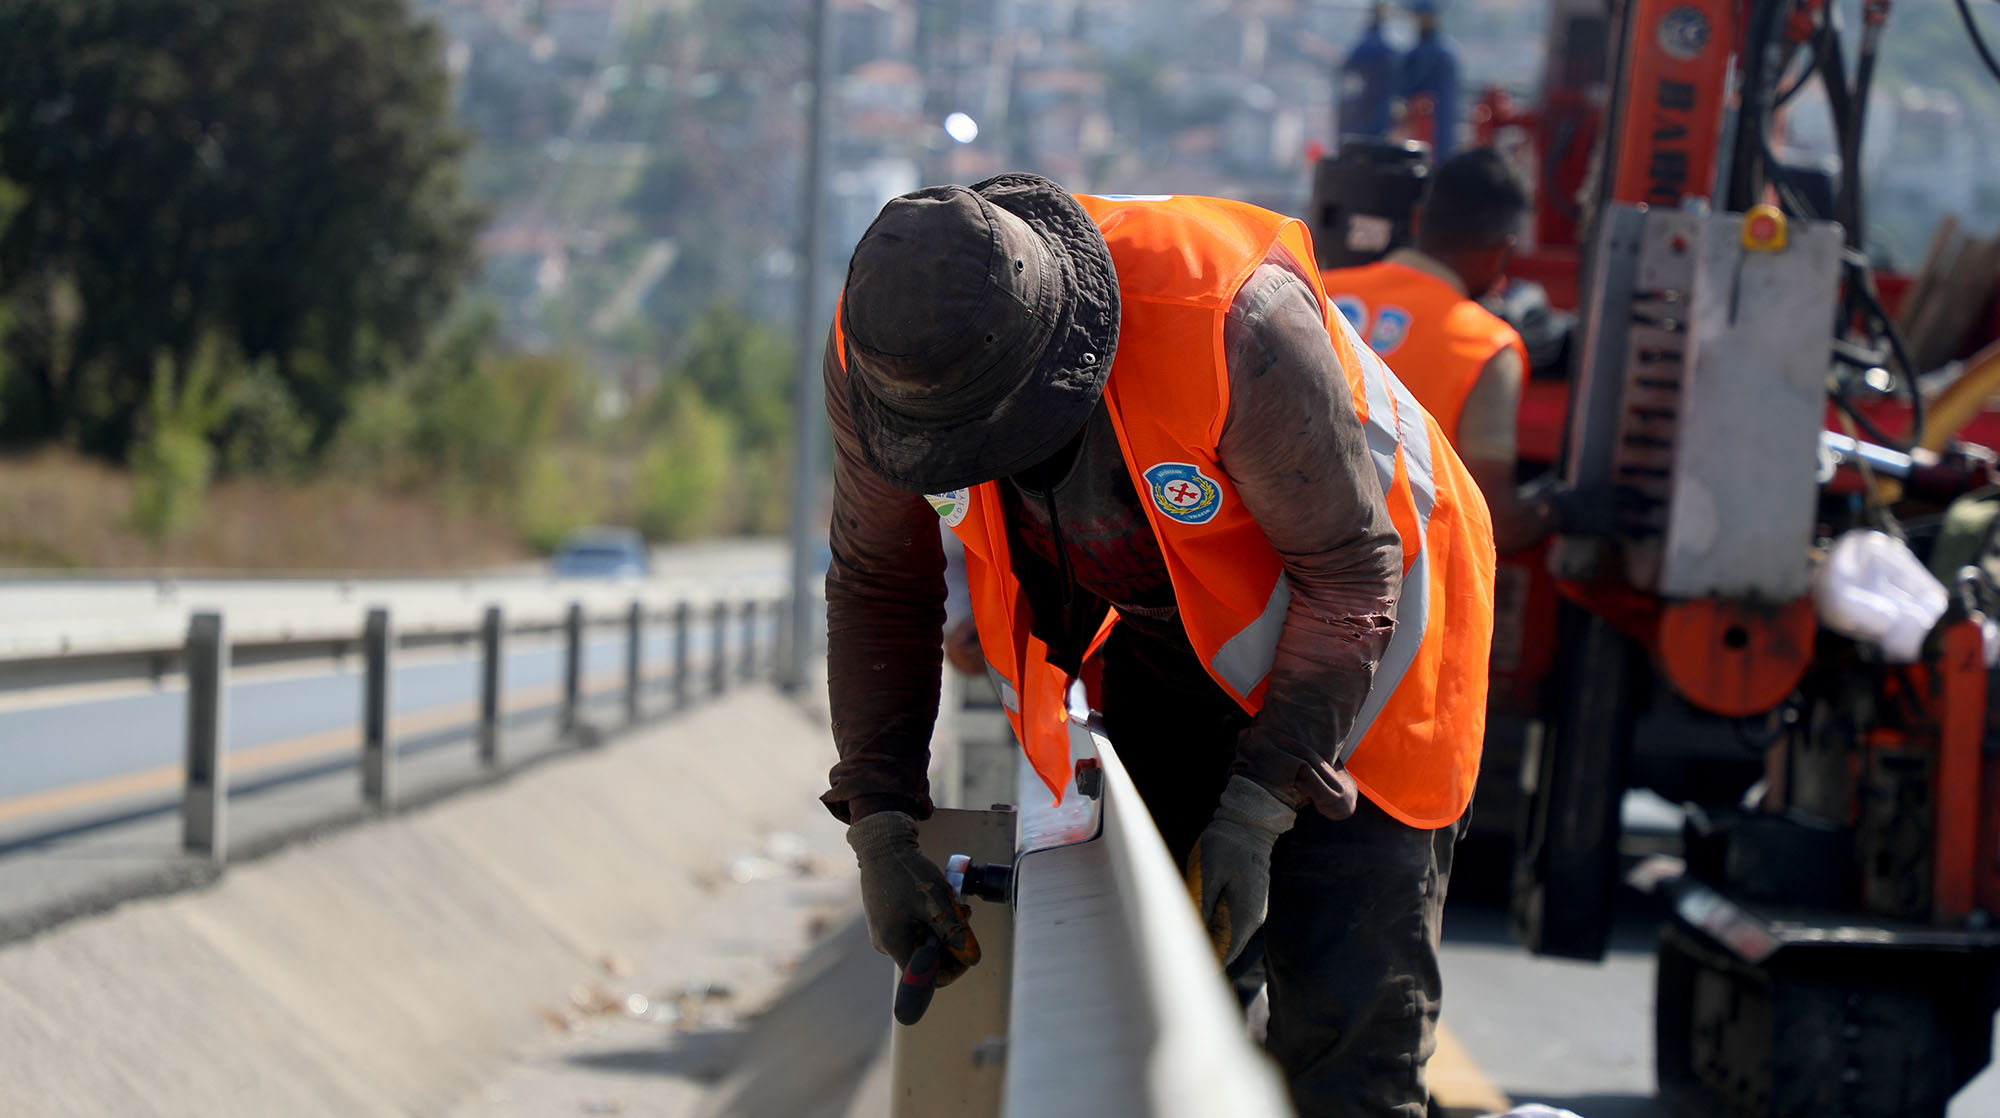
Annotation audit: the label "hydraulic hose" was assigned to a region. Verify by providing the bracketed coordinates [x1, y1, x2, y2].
[1957, 0, 2000, 84]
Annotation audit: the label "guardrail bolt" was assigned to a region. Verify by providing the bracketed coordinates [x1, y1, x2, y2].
[1073, 757, 1104, 800]
[182, 611, 229, 860]
[362, 607, 394, 809]
[971, 1036, 1008, 1068]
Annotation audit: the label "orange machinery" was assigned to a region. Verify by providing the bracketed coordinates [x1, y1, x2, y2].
[1443, 0, 2000, 1114]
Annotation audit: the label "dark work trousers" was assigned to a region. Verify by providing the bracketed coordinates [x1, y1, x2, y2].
[1099, 628, 1464, 1118]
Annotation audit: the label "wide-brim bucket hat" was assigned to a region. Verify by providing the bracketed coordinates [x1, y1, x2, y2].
[840, 172, 1119, 495]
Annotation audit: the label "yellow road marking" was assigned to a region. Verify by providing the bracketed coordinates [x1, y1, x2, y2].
[1430, 1021, 1511, 1116]
[0, 668, 643, 826]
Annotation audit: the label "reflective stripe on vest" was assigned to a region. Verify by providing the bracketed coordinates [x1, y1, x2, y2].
[990, 667, 1020, 714]
[1321, 259, 1526, 443]
[1212, 330, 1443, 761]
[1211, 573, 1291, 699]
[1325, 307, 1439, 760]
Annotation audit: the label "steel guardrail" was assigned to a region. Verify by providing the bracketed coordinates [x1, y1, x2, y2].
[902, 682, 1295, 1117]
[2, 577, 794, 862]
[999, 721, 1295, 1117]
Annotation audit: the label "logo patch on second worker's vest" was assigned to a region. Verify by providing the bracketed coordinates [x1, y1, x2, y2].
[1331, 295, 1369, 336]
[926, 489, 970, 528]
[1143, 462, 1223, 525]
[1368, 305, 1412, 355]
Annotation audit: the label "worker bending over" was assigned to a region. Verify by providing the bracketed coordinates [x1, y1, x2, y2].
[1323, 148, 1561, 552]
[821, 172, 1496, 1117]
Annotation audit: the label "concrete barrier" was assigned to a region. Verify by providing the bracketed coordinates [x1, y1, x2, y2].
[0, 685, 837, 1117]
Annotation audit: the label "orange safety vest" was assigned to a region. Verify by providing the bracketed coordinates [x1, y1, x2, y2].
[1320, 259, 1528, 444]
[907, 196, 1497, 829]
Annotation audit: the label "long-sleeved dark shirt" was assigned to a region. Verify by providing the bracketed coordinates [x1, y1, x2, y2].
[822, 253, 1403, 823]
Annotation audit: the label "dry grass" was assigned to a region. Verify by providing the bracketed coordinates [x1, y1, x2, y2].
[0, 449, 530, 572]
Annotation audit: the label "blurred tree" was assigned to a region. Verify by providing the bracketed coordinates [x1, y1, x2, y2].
[516, 445, 605, 552]
[0, 177, 19, 426]
[0, 0, 482, 457]
[668, 301, 793, 452]
[636, 381, 731, 541]
[129, 335, 238, 546]
[214, 362, 313, 480]
[326, 307, 590, 501]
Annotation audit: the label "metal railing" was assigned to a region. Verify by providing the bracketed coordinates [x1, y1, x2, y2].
[895, 683, 1294, 1117]
[4, 586, 790, 863]
[1004, 723, 1294, 1117]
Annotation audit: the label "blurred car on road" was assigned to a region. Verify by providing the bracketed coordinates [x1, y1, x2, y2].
[550, 528, 651, 579]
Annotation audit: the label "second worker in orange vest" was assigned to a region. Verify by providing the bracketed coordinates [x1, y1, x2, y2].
[824, 173, 1495, 1116]
[1322, 148, 1566, 552]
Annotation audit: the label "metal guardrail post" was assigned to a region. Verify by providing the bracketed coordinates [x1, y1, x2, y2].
[361, 607, 394, 809]
[889, 806, 1017, 1118]
[561, 601, 584, 734]
[478, 604, 504, 767]
[957, 672, 1019, 812]
[739, 598, 759, 680]
[182, 611, 228, 860]
[775, 594, 792, 675]
[672, 600, 692, 709]
[625, 600, 644, 723]
[710, 599, 729, 695]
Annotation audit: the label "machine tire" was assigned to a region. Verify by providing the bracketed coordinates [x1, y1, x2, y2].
[1508, 602, 1639, 960]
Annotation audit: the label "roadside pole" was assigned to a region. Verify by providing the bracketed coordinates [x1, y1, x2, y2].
[781, 0, 835, 693]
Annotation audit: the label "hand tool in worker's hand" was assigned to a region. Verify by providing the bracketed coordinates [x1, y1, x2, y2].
[894, 934, 943, 1025]
[889, 853, 1013, 1025]
[847, 813, 984, 1017]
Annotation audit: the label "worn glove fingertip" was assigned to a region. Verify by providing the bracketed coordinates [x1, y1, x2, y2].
[1208, 896, 1235, 961]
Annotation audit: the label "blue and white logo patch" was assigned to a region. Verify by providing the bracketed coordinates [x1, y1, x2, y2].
[1330, 295, 1369, 336]
[1368, 305, 1412, 355]
[926, 488, 970, 528]
[1143, 462, 1224, 525]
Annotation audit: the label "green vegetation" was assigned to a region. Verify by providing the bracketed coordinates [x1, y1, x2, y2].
[0, 0, 480, 456]
[129, 338, 236, 545]
[0, 0, 800, 566]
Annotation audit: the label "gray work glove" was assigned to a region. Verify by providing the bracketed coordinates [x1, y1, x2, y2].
[1185, 775, 1298, 966]
[846, 811, 982, 984]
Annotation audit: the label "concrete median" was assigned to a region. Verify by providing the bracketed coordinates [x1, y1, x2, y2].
[0, 684, 845, 1117]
